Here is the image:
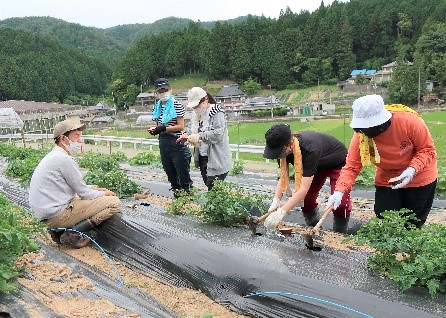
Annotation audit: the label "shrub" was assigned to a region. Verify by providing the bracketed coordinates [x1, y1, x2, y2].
[351, 210, 446, 298]
[230, 160, 244, 175]
[84, 170, 141, 198]
[199, 180, 267, 226]
[0, 193, 45, 293]
[129, 152, 159, 166]
[77, 151, 120, 171]
[166, 189, 201, 215]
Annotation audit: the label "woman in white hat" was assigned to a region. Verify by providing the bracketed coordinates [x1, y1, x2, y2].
[177, 87, 231, 190]
[327, 94, 437, 227]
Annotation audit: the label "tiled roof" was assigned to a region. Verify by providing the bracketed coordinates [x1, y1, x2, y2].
[0, 100, 78, 113]
[216, 84, 245, 98]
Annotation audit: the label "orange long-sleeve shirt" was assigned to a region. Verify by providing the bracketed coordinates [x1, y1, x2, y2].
[336, 111, 437, 193]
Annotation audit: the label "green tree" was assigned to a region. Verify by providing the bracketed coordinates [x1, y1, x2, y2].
[388, 58, 423, 105]
[242, 77, 261, 95]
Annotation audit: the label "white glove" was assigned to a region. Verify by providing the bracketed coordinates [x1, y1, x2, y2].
[390, 167, 416, 189]
[187, 134, 200, 147]
[264, 208, 287, 230]
[327, 191, 344, 210]
[268, 197, 281, 212]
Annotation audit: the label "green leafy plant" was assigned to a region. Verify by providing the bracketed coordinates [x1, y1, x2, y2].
[110, 151, 128, 162]
[198, 180, 267, 226]
[0, 193, 45, 293]
[354, 166, 375, 187]
[84, 170, 141, 198]
[351, 209, 446, 298]
[436, 166, 446, 196]
[1, 144, 48, 186]
[129, 152, 160, 167]
[166, 189, 201, 215]
[77, 151, 120, 171]
[4, 153, 45, 186]
[230, 159, 245, 175]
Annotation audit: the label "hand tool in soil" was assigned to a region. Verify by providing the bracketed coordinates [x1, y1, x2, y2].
[246, 205, 280, 235]
[302, 205, 333, 251]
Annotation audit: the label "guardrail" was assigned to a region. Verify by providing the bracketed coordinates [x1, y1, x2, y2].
[0, 133, 266, 160]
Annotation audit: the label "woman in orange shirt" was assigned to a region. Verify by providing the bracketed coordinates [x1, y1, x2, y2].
[327, 94, 437, 227]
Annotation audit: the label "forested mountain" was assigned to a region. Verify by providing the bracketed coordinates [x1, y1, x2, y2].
[102, 16, 249, 45]
[114, 0, 446, 106]
[0, 16, 251, 63]
[1, 0, 445, 107]
[0, 17, 127, 65]
[0, 27, 112, 103]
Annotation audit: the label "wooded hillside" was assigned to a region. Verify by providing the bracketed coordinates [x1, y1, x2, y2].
[0, 0, 445, 107]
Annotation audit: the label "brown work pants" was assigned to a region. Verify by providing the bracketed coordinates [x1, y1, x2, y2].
[48, 196, 121, 228]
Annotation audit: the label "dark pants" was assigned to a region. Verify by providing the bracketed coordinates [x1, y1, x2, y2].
[198, 155, 228, 190]
[159, 135, 193, 192]
[375, 180, 437, 227]
[302, 169, 352, 219]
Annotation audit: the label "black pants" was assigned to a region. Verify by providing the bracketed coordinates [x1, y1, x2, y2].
[374, 180, 437, 227]
[198, 155, 228, 190]
[159, 134, 193, 192]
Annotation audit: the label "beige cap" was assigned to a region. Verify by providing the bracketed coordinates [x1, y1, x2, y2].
[53, 120, 86, 138]
[186, 87, 207, 109]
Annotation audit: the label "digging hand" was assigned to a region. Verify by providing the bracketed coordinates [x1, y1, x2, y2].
[268, 197, 281, 213]
[264, 208, 287, 230]
[327, 191, 343, 210]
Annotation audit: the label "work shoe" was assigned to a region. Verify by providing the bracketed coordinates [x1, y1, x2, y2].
[48, 229, 64, 244]
[303, 208, 321, 227]
[333, 216, 349, 234]
[60, 231, 91, 248]
[59, 219, 97, 248]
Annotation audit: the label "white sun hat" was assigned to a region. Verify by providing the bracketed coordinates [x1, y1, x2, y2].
[349, 94, 392, 128]
[186, 87, 207, 109]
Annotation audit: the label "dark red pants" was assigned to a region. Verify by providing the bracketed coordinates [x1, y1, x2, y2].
[301, 169, 352, 218]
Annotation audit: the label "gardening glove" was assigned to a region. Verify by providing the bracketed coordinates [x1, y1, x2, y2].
[187, 133, 200, 147]
[390, 167, 416, 189]
[268, 197, 281, 213]
[327, 191, 344, 210]
[149, 125, 166, 135]
[264, 208, 287, 230]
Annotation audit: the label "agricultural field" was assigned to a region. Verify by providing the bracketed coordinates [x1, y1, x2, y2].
[94, 110, 446, 166]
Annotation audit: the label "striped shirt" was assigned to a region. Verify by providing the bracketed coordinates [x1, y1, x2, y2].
[153, 98, 185, 138]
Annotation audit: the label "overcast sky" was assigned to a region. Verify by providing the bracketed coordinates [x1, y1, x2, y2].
[0, 0, 340, 29]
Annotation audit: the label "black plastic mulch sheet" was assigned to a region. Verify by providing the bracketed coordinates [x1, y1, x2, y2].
[0, 244, 180, 318]
[0, 178, 179, 318]
[94, 203, 446, 318]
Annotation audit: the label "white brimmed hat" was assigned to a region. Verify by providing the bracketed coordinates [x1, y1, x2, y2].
[350, 94, 392, 128]
[186, 87, 207, 109]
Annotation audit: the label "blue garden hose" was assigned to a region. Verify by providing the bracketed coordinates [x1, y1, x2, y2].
[49, 227, 125, 287]
[245, 291, 374, 318]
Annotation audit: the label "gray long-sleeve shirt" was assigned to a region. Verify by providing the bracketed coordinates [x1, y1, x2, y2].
[199, 104, 232, 176]
[28, 147, 104, 220]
